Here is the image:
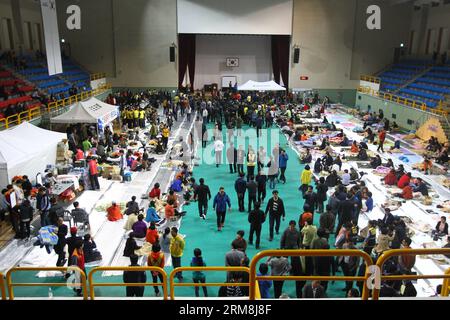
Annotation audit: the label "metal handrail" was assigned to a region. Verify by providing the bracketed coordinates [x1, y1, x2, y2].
[360, 75, 381, 84]
[88, 266, 168, 300]
[249, 249, 374, 300]
[90, 73, 107, 81]
[442, 268, 450, 297]
[358, 86, 448, 116]
[0, 84, 112, 130]
[169, 267, 250, 300]
[372, 248, 450, 300]
[6, 267, 88, 300]
[0, 272, 6, 300]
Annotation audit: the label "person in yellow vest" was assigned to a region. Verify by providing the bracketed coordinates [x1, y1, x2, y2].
[133, 108, 139, 129]
[139, 108, 146, 128]
[162, 125, 170, 150]
[170, 227, 185, 280]
[122, 108, 128, 128]
[127, 108, 134, 129]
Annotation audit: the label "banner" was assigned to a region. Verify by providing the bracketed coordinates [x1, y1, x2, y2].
[40, 0, 63, 75]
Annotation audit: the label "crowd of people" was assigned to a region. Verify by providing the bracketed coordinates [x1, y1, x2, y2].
[1, 86, 449, 299]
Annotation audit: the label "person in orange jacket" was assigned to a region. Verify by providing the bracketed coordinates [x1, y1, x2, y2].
[107, 202, 123, 221]
[146, 222, 159, 244]
[350, 141, 359, 153]
[147, 242, 165, 297]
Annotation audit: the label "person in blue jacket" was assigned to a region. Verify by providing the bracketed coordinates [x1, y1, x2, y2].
[213, 187, 231, 231]
[170, 176, 183, 192]
[278, 149, 289, 184]
[145, 201, 161, 224]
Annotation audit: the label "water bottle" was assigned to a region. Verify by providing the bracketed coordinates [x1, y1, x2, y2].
[48, 287, 53, 299]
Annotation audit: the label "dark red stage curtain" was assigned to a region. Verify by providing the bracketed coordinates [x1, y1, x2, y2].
[178, 34, 196, 91]
[271, 35, 290, 89]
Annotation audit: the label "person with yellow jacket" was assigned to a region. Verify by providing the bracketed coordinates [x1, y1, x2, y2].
[170, 227, 185, 280]
[247, 148, 257, 180]
[127, 108, 134, 128]
[300, 165, 313, 195]
[162, 126, 170, 150]
[139, 108, 146, 128]
[121, 108, 128, 127]
[133, 108, 139, 128]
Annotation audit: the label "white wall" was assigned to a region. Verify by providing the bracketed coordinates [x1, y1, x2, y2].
[56, 0, 116, 76]
[177, 0, 293, 35]
[410, 3, 450, 55]
[194, 35, 272, 90]
[111, 0, 177, 88]
[289, 0, 358, 90]
[0, 0, 44, 53]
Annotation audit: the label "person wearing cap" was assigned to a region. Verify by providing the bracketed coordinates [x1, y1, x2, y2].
[265, 190, 286, 241]
[107, 202, 123, 221]
[66, 226, 82, 263]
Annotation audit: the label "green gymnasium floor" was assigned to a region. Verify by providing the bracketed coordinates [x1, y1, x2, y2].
[9, 124, 351, 299]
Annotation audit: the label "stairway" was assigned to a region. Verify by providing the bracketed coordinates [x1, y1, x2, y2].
[439, 116, 450, 142]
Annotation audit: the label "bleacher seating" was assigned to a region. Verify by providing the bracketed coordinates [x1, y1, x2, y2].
[376, 59, 450, 108]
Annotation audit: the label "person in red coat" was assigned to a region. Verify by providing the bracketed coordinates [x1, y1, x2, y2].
[397, 172, 411, 189]
[88, 157, 100, 190]
[149, 183, 161, 199]
[383, 169, 397, 186]
[377, 129, 386, 153]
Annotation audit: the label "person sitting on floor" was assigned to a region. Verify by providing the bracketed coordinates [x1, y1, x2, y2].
[390, 140, 401, 151]
[350, 141, 359, 153]
[357, 148, 368, 161]
[422, 157, 433, 175]
[370, 155, 382, 169]
[394, 185, 413, 200]
[83, 234, 102, 263]
[412, 178, 428, 197]
[145, 201, 161, 224]
[301, 149, 312, 164]
[132, 214, 148, 238]
[170, 176, 183, 193]
[435, 216, 448, 236]
[397, 172, 411, 189]
[149, 183, 161, 199]
[146, 222, 159, 244]
[107, 202, 123, 221]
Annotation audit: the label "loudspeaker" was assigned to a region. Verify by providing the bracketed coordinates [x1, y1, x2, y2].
[169, 46, 175, 62]
[293, 48, 300, 63]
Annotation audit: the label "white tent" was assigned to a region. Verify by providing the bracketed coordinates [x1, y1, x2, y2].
[50, 97, 119, 130]
[0, 122, 67, 187]
[238, 80, 286, 91]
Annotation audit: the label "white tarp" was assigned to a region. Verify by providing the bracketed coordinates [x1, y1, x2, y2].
[50, 98, 119, 127]
[238, 80, 286, 91]
[0, 122, 67, 187]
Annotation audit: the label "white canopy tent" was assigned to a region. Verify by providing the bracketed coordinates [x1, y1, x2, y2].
[238, 80, 286, 91]
[50, 97, 119, 131]
[0, 122, 67, 188]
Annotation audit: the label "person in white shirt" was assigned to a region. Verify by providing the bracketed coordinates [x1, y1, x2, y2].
[202, 108, 208, 124]
[341, 169, 351, 186]
[214, 139, 225, 168]
[119, 149, 127, 183]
